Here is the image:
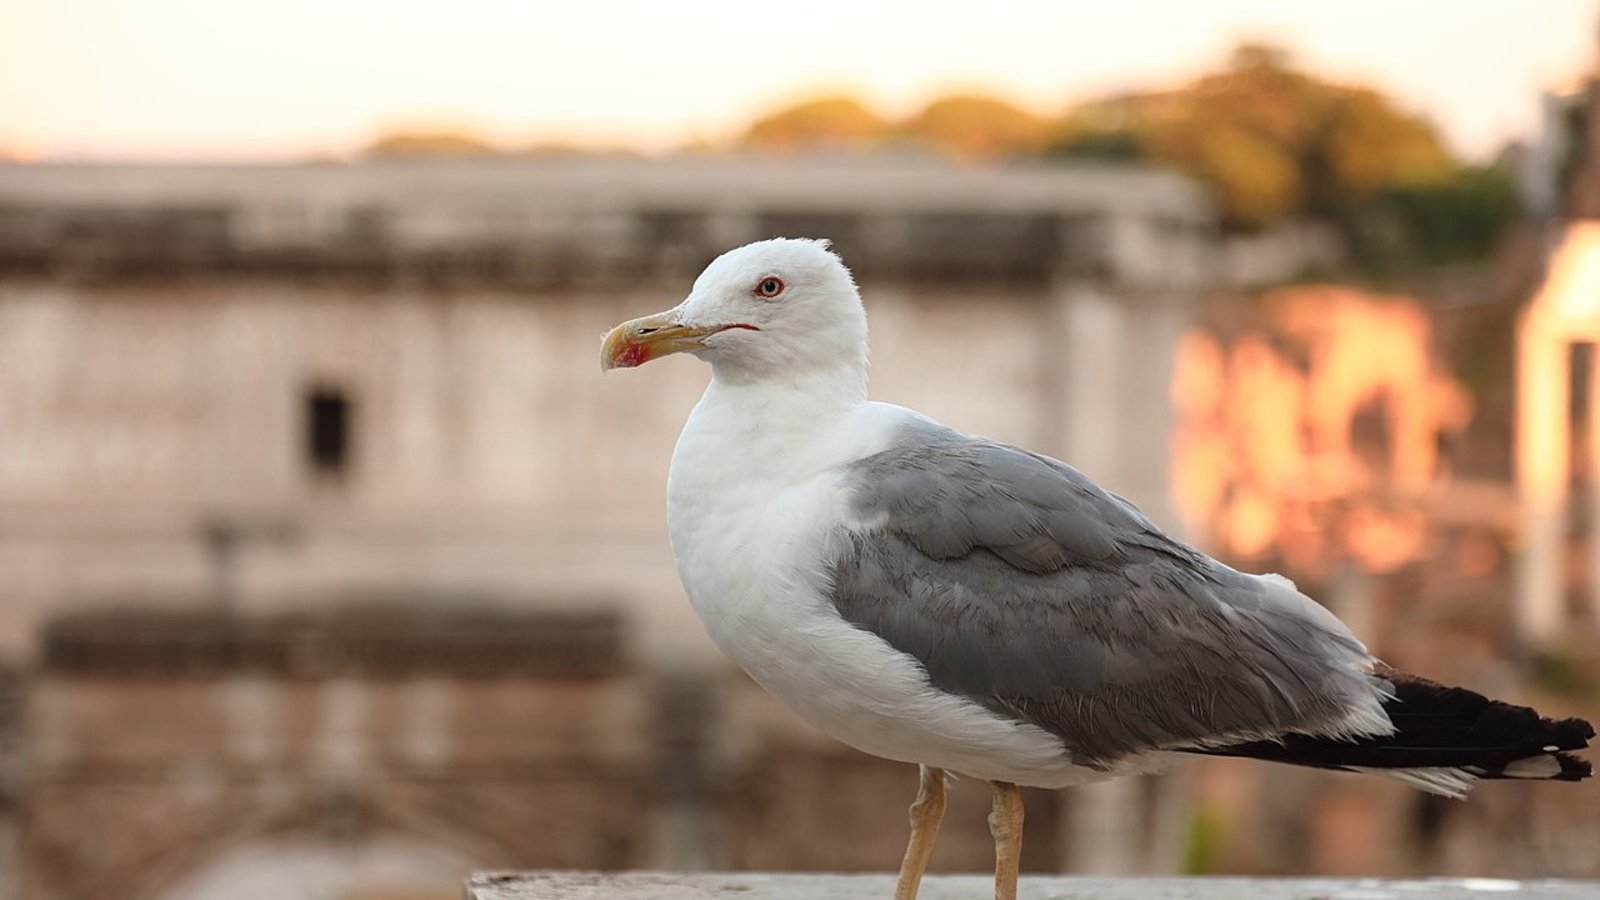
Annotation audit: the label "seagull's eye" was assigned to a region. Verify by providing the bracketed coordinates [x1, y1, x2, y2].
[754, 276, 785, 299]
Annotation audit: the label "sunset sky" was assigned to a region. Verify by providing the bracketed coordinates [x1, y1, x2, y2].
[2, 0, 1596, 162]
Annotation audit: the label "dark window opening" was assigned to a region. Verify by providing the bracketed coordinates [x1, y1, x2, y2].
[305, 386, 353, 479]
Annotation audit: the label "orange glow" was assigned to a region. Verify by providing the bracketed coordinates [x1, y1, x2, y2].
[1228, 334, 1310, 495]
[1341, 506, 1428, 574]
[1171, 332, 1232, 531]
[1173, 286, 1471, 573]
[1226, 489, 1281, 559]
[1275, 289, 1470, 495]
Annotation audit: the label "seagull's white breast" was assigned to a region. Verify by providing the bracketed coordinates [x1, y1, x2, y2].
[665, 390, 1115, 787]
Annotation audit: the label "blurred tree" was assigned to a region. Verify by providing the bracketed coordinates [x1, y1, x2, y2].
[1352, 165, 1521, 268]
[1165, 123, 1306, 225]
[1052, 44, 1457, 230]
[365, 130, 498, 158]
[744, 96, 889, 152]
[899, 94, 1048, 160]
[1318, 88, 1454, 200]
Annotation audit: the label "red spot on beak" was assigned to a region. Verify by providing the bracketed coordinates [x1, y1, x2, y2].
[614, 341, 652, 369]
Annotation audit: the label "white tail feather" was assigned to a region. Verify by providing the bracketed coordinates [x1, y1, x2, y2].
[1352, 765, 1478, 798]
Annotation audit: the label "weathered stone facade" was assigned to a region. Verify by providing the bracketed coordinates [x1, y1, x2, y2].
[0, 158, 1207, 661]
[23, 608, 643, 899]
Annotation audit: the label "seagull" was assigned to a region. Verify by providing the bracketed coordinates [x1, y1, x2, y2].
[601, 238, 1593, 900]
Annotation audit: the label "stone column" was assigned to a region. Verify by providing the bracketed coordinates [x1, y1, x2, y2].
[1045, 281, 1122, 477]
[1114, 294, 1188, 529]
[1066, 777, 1142, 874]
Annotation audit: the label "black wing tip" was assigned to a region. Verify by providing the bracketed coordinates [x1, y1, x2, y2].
[1547, 716, 1594, 781]
[1553, 751, 1592, 781]
[1554, 716, 1597, 746]
[1186, 674, 1595, 785]
[1384, 669, 1594, 747]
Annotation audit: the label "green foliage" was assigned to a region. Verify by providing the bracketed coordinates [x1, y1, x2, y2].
[1181, 807, 1229, 875]
[1051, 44, 1459, 231]
[1529, 650, 1596, 699]
[1363, 166, 1521, 265]
[737, 46, 1515, 272]
[1054, 129, 1146, 162]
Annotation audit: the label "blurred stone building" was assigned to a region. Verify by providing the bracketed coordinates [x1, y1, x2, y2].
[0, 158, 1212, 899]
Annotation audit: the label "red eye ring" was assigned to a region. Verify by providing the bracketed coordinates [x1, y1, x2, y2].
[754, 276, 785, 299]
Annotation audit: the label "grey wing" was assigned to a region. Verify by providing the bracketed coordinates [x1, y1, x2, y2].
[827, 419, 1388, 766]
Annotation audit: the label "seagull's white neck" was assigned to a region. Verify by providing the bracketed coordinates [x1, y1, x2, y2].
[672, 361, 868, 499]
[706, 358, 868, 416]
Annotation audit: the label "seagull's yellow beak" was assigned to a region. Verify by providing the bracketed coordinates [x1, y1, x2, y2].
[600, 311, 756, 370]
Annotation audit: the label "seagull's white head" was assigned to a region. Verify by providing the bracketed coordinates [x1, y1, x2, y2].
[601, 238, 867, 387]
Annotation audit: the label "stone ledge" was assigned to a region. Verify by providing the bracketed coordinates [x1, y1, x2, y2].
[464, 872, 1600, 899]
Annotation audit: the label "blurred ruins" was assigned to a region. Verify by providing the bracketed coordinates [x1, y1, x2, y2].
[0, 63, 1598, 900]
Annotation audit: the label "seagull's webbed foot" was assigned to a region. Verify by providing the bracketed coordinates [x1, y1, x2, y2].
[893, 765, 947, 900]
[988, 781, 1024, 900]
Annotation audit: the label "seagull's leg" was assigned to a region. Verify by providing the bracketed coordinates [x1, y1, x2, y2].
[893, 765, 947, 900]
[988, 780, 1024, 900]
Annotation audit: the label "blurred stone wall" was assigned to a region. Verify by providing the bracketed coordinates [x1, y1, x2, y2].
[22, 608, 642, 900]
[0, 158, 1208, 664]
